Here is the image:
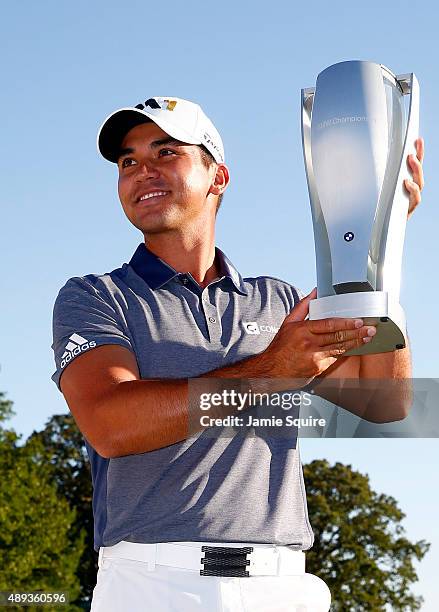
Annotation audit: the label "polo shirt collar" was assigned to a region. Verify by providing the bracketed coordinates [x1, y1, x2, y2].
[216, 247, 248, 295]
[129, 243, 248, 295]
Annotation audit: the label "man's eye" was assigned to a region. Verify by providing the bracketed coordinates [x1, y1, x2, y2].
[121, 158, 136, 168]
[158, 148, 176, 157]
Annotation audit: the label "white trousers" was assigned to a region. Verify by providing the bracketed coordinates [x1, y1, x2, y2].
[90, 541, 331, 612]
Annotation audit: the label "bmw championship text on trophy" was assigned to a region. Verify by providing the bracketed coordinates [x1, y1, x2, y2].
[301, 60, 419, 355]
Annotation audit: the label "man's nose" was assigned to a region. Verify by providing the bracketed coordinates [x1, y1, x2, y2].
[135, 160, 160, 180]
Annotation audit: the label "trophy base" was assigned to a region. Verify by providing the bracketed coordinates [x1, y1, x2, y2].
[308, 291, 406, 355]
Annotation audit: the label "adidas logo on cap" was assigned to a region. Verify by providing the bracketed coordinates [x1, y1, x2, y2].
[60, 333, 96, 369]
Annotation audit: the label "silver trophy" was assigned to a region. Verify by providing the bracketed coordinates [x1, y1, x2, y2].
[301, 60, 419, 355]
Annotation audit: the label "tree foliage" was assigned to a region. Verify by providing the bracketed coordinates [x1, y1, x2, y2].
[0, 393, 85, 612]
[304, 459, 430, 611]
[27, 414, 95, 609]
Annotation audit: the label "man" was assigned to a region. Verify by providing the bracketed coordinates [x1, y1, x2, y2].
[51, 96, 424, 611]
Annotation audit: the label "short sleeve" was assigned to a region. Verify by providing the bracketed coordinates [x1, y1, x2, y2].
[51, 276, 134, 392]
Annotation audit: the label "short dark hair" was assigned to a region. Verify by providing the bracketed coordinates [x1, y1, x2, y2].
[198, 145, 224, 213]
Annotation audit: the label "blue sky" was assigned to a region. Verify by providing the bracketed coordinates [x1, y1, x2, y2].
[1, 0, 438, 608]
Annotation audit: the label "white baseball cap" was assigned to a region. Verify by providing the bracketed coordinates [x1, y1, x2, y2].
[97, 96, 225, 164]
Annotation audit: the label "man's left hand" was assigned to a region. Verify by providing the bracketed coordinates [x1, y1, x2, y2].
[404, 137, 424, 219]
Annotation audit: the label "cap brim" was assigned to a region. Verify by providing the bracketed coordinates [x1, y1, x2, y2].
[98, 109, 153, 163]
[97, 107, 202, 163]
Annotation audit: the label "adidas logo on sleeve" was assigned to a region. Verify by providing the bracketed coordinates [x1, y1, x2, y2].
[60, 333, 96, 369]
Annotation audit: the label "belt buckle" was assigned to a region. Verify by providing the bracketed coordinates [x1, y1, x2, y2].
[200, 545, 253, 577]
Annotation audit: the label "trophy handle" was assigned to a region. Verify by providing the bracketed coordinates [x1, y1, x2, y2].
[301, 87, 334, 298]
[377, 73, 420, 297]
[396, 72, 420, 168]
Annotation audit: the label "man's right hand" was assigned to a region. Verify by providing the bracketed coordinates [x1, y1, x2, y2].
[257, 288, 376, 384]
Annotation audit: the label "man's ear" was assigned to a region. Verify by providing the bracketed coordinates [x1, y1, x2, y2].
[209, 164, 230, 196]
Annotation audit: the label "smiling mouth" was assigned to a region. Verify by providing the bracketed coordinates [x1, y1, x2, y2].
[137, 191, 169, 203]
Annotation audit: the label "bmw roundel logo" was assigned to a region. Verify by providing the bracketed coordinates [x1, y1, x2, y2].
[344, 232, 354, 242]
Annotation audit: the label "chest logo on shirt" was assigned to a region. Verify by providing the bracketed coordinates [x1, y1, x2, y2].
[243, 321, 279, 335]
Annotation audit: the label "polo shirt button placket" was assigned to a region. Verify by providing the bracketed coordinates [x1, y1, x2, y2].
[201, 289, 221, 343]
[207, 311, 221, 343]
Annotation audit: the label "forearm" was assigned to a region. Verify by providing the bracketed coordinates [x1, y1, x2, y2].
[99, 351, 274, 458]
[312, 341, 413, 423]
[359, 340, 412, 379]
[357, 341, 413, 422]
[98, 379, 189, 457]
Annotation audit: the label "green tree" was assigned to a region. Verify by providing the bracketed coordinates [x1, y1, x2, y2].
[304, 459, 430, 611]
[0, 392, 86, 612]
[27, 414, 96, 610]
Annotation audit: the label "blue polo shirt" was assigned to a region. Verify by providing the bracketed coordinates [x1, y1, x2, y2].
[51, 243, 313, 551]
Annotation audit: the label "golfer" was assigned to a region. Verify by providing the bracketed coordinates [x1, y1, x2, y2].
[51, 96, 423, 611]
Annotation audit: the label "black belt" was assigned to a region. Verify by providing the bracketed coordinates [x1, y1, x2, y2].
[200, 545, 254, 577]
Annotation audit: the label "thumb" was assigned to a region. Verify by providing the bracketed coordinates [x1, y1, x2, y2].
[287, 287, 317, 322]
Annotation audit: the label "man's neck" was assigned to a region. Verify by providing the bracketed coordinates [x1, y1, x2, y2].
[144, 233, 220, 288]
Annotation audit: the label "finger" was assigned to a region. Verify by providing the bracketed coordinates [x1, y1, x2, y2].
[407, 154, 424, 191]
[320, 336, 369, 357]
[307, 317, 364, 335]
[287, 287, 317, 323]
[415, 137, 424, 163]
[317, 325, 376, 347]
[404, 179, 422, 216]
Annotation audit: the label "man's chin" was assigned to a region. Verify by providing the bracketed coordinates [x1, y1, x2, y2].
[130, 218, 177, 235]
